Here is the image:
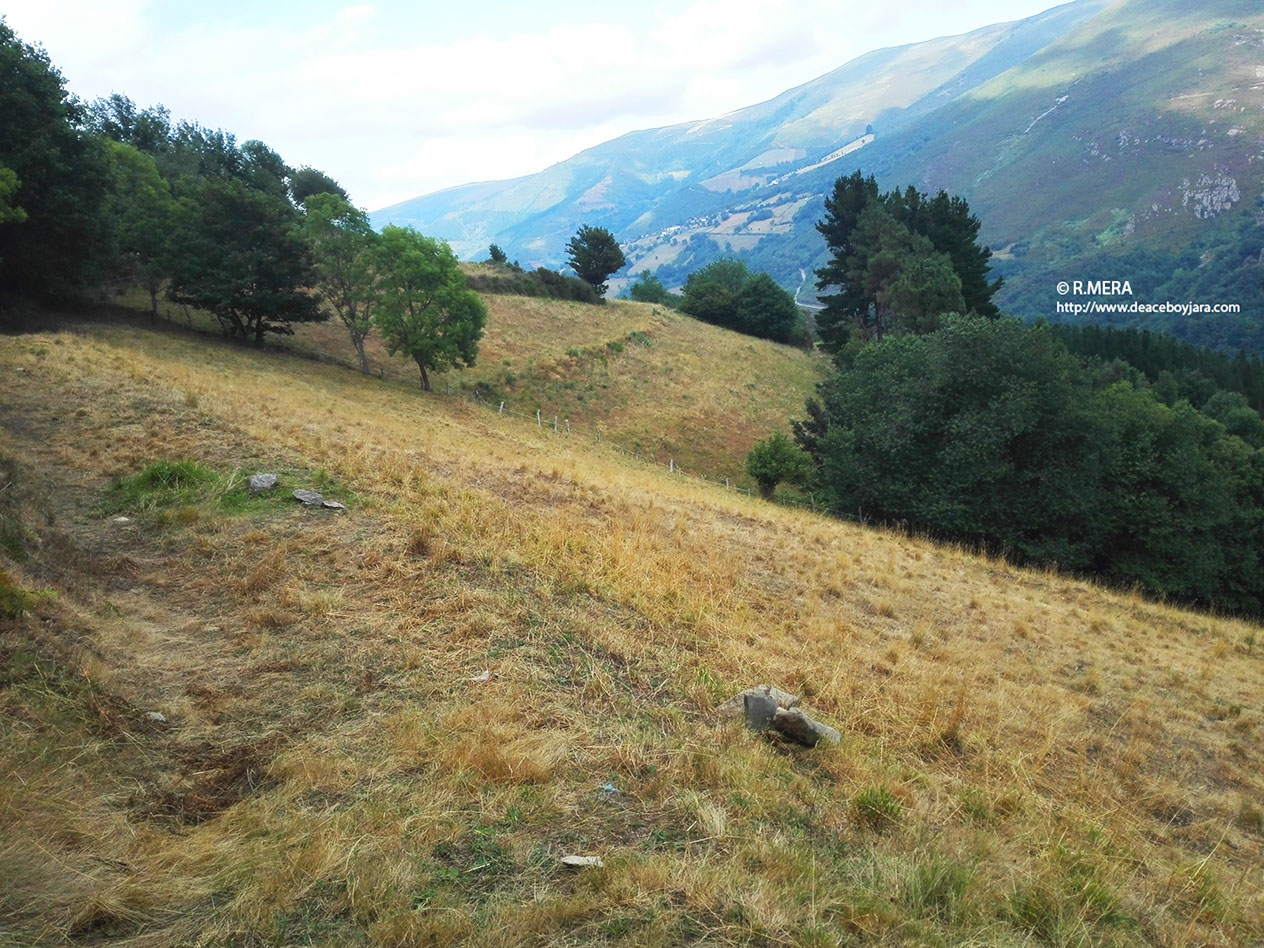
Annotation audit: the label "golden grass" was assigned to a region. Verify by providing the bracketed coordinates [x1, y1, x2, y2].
[217, 286, 830, 481]
[0, 314, 1261, 946]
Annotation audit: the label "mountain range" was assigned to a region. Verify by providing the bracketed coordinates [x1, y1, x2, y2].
[374, 0, 1264, 348]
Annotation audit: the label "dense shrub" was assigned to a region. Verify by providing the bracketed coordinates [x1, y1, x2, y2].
[797, 315, 1264, 615]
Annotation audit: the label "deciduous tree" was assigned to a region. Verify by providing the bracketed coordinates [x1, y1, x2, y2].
[374, 226, 487, 391]
[303, 193, 379, 374]
[168, 176, 322, 344]
[101, 140, 178, 317]
[746, 432, 811, 499]
[681, 258, 804, 344]
[0, 20, 110, 298]
[0, 169, 25, 226]
[289, 166, 348, 206]
[628, 270, 678, 307]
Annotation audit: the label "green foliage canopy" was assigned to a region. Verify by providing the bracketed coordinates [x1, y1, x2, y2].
[815, 172, 999, 351]
[84, 93, 172, 155]
[565, 225, 626, 299]
[374, 226, 487, 391]
[0, 19, 110, 297]
[303, 193, 379, 373]
[288, 165, 348, 206]
[101, 141, 178, 316]
[167, 176, 322, 344]
[745, 432, 811, 499]
[680, 258, 805, 344]
[627, 270, 680, 308]
[0, 168, 26, 226]
[797, 315, 1264, 614]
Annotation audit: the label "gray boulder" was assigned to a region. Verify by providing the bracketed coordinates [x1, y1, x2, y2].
[293, 489, 324, 506]
[247, 473, 278, 492]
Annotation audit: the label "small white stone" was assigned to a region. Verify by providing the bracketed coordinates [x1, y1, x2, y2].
[560, 855, 603, 869]
[112, 516, 132, 524]
[146, 711, 167, 724]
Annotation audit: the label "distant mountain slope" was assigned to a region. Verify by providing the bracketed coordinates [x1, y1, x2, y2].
[373, 0, 1109, 263]
[377, 0, 1264, 351]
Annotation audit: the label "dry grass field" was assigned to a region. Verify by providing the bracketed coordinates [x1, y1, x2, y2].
[264, 279, 830, 481]
[1, 310, 1261, 947]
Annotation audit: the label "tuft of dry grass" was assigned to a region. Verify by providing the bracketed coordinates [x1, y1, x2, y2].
[0, 314, 1260, 947]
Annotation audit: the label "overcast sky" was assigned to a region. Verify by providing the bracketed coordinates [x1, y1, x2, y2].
[5, 0, 1067, 210]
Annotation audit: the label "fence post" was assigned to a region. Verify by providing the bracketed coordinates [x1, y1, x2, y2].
[810, 493, 816, 513]
[553, 416, 558, 432]
[498, 401, 505, 414]
[536, 409, 542, 427]
[445, 382, 451, 396]
[565, 419, 570, 434]
[724, 477, 729, 489]
[669, 459, 674, 473]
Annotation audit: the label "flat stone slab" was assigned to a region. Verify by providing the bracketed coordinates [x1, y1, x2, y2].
[718, 684, 800, 718]
[742, 692, 780, 732]
[292, 489, 324, 506]
[321, 500, 347, 511]
[771, 707, 841, 747]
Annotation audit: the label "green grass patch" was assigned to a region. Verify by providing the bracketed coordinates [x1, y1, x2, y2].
[103, 459, 218, 514]
[0, 569, 51, 619]
[103, 460, 360, 523]
[854, 787, 903, 832]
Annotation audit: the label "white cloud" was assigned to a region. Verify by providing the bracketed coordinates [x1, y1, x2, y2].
[5, 0, 1065, 209]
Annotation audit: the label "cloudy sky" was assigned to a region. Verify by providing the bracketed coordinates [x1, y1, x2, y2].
[5, 0, 1065, 210]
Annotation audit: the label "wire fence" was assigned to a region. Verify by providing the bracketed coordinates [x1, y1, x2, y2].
[437, 380, 844, 519]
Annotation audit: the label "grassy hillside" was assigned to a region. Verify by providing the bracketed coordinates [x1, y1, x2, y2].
[201, 279, 830, 482]
[1, 314, 1262, 947]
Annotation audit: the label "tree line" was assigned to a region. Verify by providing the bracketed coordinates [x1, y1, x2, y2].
[0, 20, 484, 391]
[746, 170, 1264, 616]
[628, 258, 809, 347]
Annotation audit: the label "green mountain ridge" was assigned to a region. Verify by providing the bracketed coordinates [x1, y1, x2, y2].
[373, 0, 1109, 259]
